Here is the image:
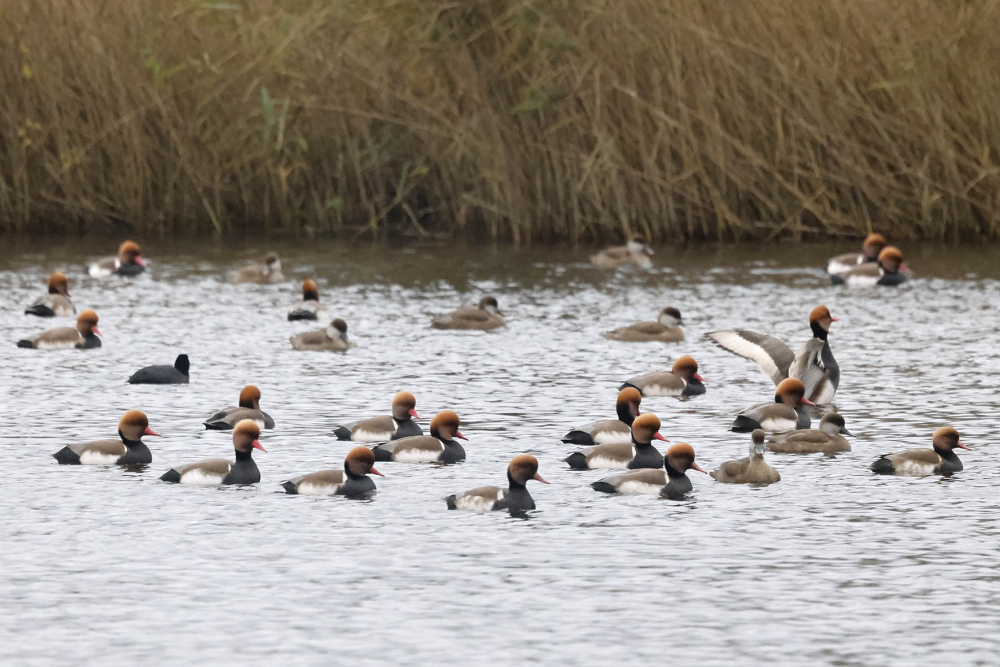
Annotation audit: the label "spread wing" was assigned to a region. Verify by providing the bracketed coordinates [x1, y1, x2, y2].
[789, 339, 825, 399]
[704, 329, 793, 386]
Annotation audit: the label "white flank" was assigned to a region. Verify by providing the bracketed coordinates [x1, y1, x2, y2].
[708, 331, 782, 384]
[827, 258, 858, 275]
[88, 265, 113, 278]
[845, 272, 881, 287]
[759, 416, 798, 432]
[79, 450, 122, 465]
[54, 304, 74, 317]
[615, 480, 664, 496]
[892, 460, 937, 477]
[593, 430, 632, 445]
[180, 467, 228, 486]
[296, 482, 342, 496]
[638, 383, 683, 397]
[393, 447, 443, 463]
[454, 490, 504, 512]
[37, 340, 78, 350]
[587, 453, 633, 469]
[353, 429, 394, 443]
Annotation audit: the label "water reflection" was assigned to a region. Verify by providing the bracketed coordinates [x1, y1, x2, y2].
[1, 239, 999, 663]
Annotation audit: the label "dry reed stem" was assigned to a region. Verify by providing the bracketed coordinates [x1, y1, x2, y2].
[1, 0, 999, 241]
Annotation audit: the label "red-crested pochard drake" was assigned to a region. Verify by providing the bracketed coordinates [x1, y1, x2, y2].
[88, 241, 146, 277]
[334, 391, 422, 442]
[25, 271, 75, 317]
[871, 427, 969, 476]
[564, 413, 668, 470]
[827, 233, 888, 276]
[732, 378, 812, 433]
[53, 410, 160, 465]
[289, 318, 355, 351]
[561, 387, 642, 447]
[431, 296, 505, 330]
[127, 354, 190, 384]
[17, 309, 101, 350]
[160, 420, 266, 485]
[203, 385, 275, 430]
[590, 235, 654, 269]
[767, 413, 852, 454]
[372, 410, 466, 463]
[288, 279, 329, 321]
[711, 430, 781, 484]
[233, 252, 284, 284]
[446, 455, 548, 513]
[281, 446, 384, 496]
[604, 307, 684, 343]
[621, 355, 706, 397]
[705, 305, 839, 404]
[832, 246, 910, 287]
[592, 443, 706, 499]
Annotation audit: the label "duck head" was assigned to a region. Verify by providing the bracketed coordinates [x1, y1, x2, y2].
[233, 419, 267, 453]
[392, 391, 419, 421]
[47, 271, 70, 297]
[430, 410, 465, 441]
[346, 446, 383, 478]
[775, 378, 812, 406]
[76, 309, 101, 337]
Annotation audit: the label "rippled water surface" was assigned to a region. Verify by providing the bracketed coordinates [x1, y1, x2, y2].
[2, 239, 999, 665]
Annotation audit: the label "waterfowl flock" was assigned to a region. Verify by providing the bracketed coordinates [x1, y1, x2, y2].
[14, 233, 966, 517]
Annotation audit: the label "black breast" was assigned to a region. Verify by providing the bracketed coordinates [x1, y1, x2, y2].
[498, 487, 535, 514]
[878, 271, 909, 287]
[683, 379, 706, 396]
[81, 334, 102, 349]
[628, 444, 664, 470]
[118, 442, 152, 465]
[116, 263, 145, 277]
[391, 420, 423, 440]
[223, 455, 260, 484]
[661, 474, 693, 499]
[439, 441, 466, 464]
[338, 476, 377, 497]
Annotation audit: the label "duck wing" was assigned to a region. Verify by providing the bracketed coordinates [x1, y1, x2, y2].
[789, 338, 826, 400]
[704, 329, 793, 386]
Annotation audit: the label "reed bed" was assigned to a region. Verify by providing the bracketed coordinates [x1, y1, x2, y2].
[2, 0, 999, 242]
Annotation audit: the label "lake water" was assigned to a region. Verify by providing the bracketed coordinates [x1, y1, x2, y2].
[2, 239, 998, 665]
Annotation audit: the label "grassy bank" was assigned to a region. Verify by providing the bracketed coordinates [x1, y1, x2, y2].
[2, 0, 999, 242]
